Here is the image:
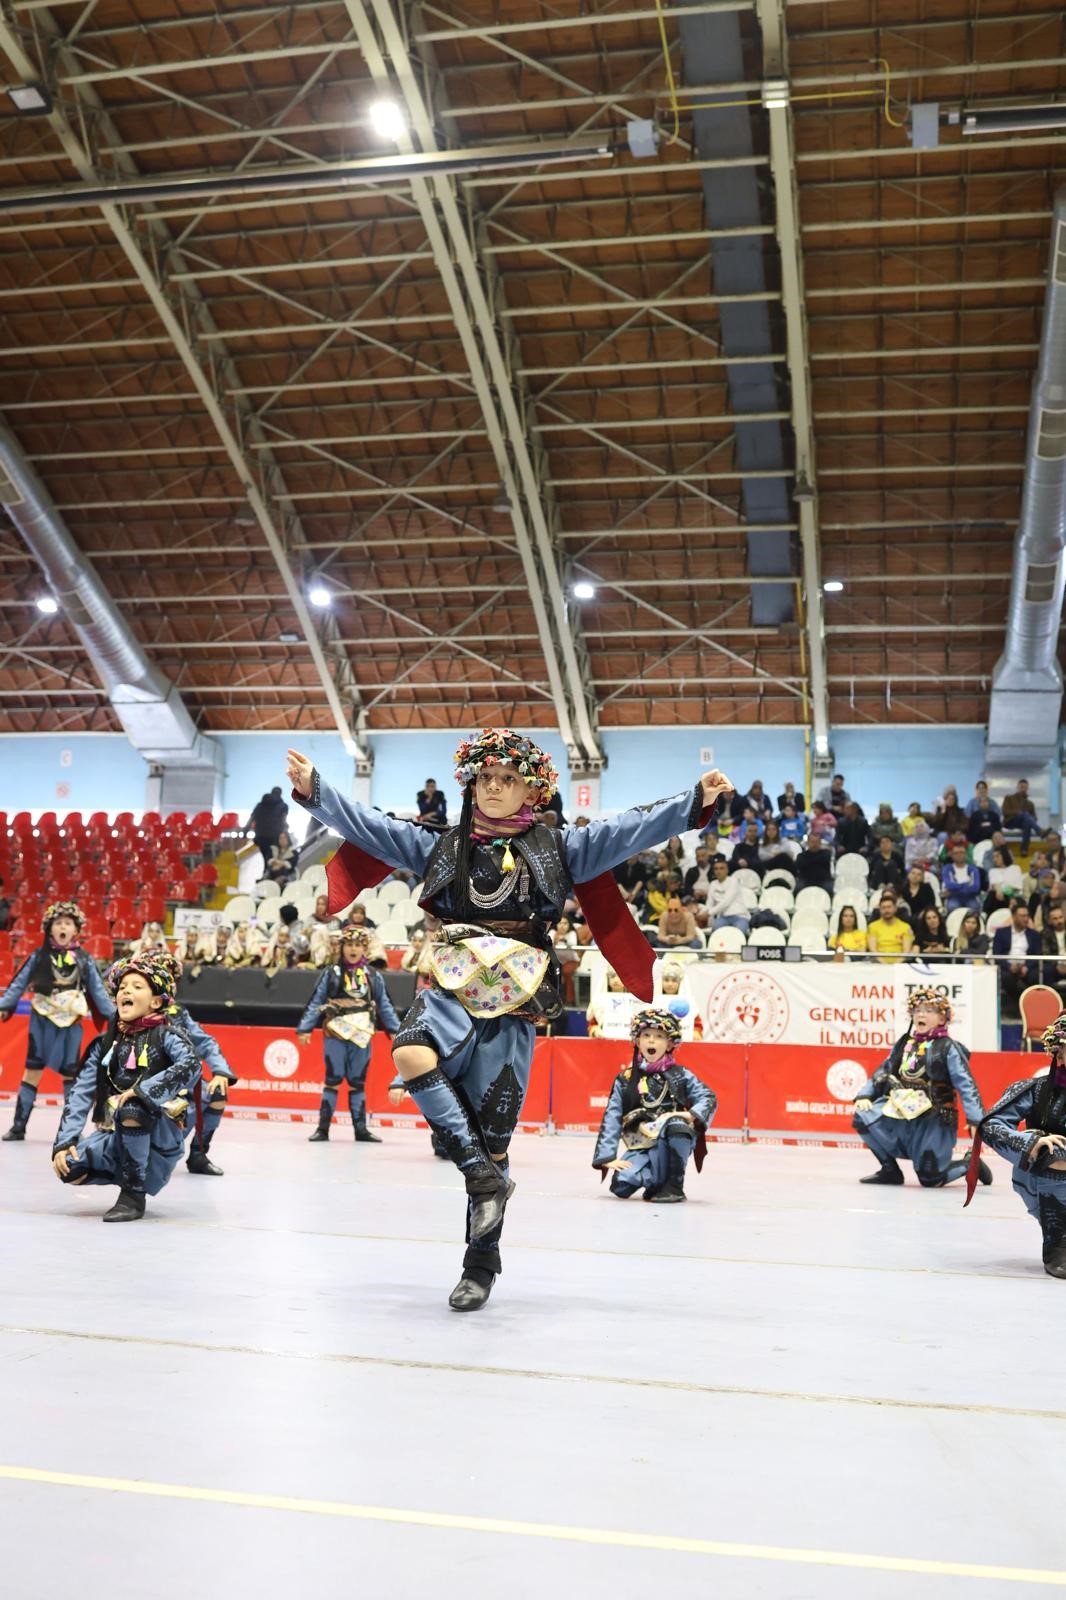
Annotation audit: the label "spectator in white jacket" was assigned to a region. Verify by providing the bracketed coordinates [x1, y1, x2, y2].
[705, 858, 751, 934]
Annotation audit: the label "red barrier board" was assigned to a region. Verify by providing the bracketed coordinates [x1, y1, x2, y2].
[0, 1014, 96, 1095]
[549, 1037, 746, 1133]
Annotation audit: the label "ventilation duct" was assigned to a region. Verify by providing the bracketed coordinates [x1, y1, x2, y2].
[0, 416, 222, 808]
[986, 190, 1066, 770]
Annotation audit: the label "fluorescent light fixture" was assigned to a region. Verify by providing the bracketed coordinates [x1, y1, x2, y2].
[762, 79, 789, 110]
[308, 585, 332, 609]
[952, 102, 1066, 137]
[368, 99, 406, 141]
[278, 630, 300, 643]
[7, 82, 52, 115]
[572, 581, 597, 601]
[36, 594, 58, 614]
[823, 580, 844, 594]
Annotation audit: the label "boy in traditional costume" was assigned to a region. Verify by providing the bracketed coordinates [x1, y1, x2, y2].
[287, 730, 731, 1311]
[297, 923, 401, 1143]
[1, 901, 113, 1141]
[852, 988, 990, 1189]
[592, 1008, 717, 1202]
[50, 953, 201, 1221]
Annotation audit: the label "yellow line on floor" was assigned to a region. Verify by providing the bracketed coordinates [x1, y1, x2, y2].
[0, 1464, 1061, 1585]
[3, 1322, 1065, 1424]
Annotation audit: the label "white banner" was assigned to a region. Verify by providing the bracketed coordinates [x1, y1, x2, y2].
[173, 907, 233, 934]
[684, 961, 998, 1052]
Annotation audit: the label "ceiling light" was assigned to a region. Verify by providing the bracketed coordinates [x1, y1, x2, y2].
[491, 485, 512, 514]
[823, 580, 844, 594]
[572, 581, 596, 601]
[6, 82, 52, 116]
[36, 594, 58, 614]
[368, 99, 406, 141]
[762, 80, 789, 111]
[278, 630, 299, 643]
[308, 585, 332, 609]
[951, 103, 1066, 137]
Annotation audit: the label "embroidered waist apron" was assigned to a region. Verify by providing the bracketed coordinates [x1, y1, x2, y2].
[428, 926, 549, 1019]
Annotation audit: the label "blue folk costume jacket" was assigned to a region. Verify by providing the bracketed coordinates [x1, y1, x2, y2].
[593, 1060, 718, 1173]
[52, 1017, 203, 1153]
[297, 960, 402, 1038]
[294, 771, 718, 1004]
[855, 1032, 984, 1128]
[0, 942, 114, 1027]
[965, 1069, 1066, 1205]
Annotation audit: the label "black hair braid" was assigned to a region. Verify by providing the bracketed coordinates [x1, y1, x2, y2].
[452, 784, 476, 920]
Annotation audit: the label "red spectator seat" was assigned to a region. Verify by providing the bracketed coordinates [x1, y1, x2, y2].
[1019, 986, 1063, 1050]
[169, 880, 200, 903]
[0, 956, 13, 985]
[140, 898, 167, 924]
[0, 931, 10, 951]
[217, 812, 239, 831]
[86, 934, 114, 962]
[111, 917, 142, 942]
[194, 863, 218, 887]
[105, 898, 136, 923]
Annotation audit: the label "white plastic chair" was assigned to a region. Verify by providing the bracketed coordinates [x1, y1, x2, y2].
[972, 840, 993, 871]
[376, 918, 409, 945]
[300, 864, 327, 890]
[716, 839, 735, 861]
[739, 887, 760, 912]
[794, 933, 828, 955]
[731, 867, 762, 894]
[707, 926, 745, 954]
[255, 900, 281, 929]
[946, 907, 971, 940]
[986, 907, 1014, 934]
[393, 900, 424, 928]
[254, 879, 280, 899]
[760, 885, 795, 916]
[224, 893, 255, 922]
[791, 909, 830, 937]
[836, 853, 870, 884]
[377, 880, 412, 905]
[764, 868, 796, 891]
[748, 926, 786, 947]
[795, 885, 832, 914]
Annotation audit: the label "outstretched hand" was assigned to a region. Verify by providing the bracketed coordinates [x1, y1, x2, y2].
[286, 749, 313, 798]
[700, 768, 734, 808]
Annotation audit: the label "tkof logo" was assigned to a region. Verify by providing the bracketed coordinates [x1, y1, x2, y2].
[704, 968, 789, 1042]
[825, 1058, 869, 1102]
[263, 1039, 300, 1079]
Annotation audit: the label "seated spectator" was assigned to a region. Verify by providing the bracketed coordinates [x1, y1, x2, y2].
[742, 780, 774, 818]
[729, 825, 764, 877]
[776, 781, 805, 814]
[831, 904, 868, 957]
[868, 835, 905, 893]
[952, 911, 989, 962]
[656, 894, 702, 950]
[835, 801, 869, 856]
[346, 903, 387, 965]
[664, 835, 687, 867]
[758, 819, 798, 868]
[966, 797, 1000, 847]
[988, 844, 1023, 896]
[1001, 777, 1038, 851]
[1028, 871, 1065, 932]
[965, 779, 993, 817]
[683, 844, 715, 904]
[1041, 904, 1066, 997]
[942, 843, 983, 913]
[225, 922, 263, 968]
[794, 833, 834, 891]
[931, 786, 966, 839]
[904, 819, 936, 874]
[262, 829, 296, 888]
[991, 901, 1041, 1012]
[868, 803, 904, 851]
[416, 778, 448, 828]
[1041, 831, 1065, 875]
[778, 803, 807, 842]
[614, 853, 647, 913]
[647, 868, 683, 920]
[808, 801, 837, 843]
[401, 927, 434, 991]
[900, 864, 936, 922]
[261, 924, 300, 972]
[730, 806, 765, 842]
[816, 773, 849, 819]
[586, 969, 636, 1039]
[899, 802, 926, 838]
[914, 906, 950, 957]
[199, 923, 233, 965]
[174, 925, 201, 966]
[550, 915, 581, 1004]
[867, 895, 914, 963]
[131, 921, 168, 958]
[705, 858, 751, 934]
[658, 963, 703, 1041]
[1022, 850, 1053, 899]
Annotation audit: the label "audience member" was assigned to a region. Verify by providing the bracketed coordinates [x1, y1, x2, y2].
[758, 820, 798, 869]
[794, 833, 834, 891]
[952, 911, 989, 962]
[965, 779, 994, 817]
[816, 774, 849, 818]
[931, 787, 966, 839]
[249, 785, 289, 867]
[991, 901, 1041, 1012]
[868, 803, 904, 850]
[744, 780, 774, 818]
[866, 895, 914, 962]
[942, 843, 984, 913]
[550, 916, 581, 1003]
[776, 781, 805, 813]
[900, 864, 936, 922]
[400, 928, 434, 991]
[1041, 832, 1065, 874]
[899, 802, 925, 838]
[705, 859, 751, 934]
[729, 826, 764, 877]
[613, 854, 647, 913]
[904, 819, 936, 874]
[586, 969, 634, 1039]
[779, 803, 807, 842]
[988, 845, 1023, 896]
[683, 845, 715, 904]
[835, 801, 869, 856]
[262, 829, 296, 888]
[831, 905, 867, 955]
[808, 801, 837, 842]
[1040, 905, 1066, 997]
[967, 796, 1000, 846]
[656, 895, 701, 950]
[730, 806, 765, 842]
[914, 906, 950, 957]
[416, 778, 448, 827]
[1001, 778, 1038, 851]
[867, 835, 905, 893]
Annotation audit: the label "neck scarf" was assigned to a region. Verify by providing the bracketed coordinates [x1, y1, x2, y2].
[118, 1010, 168, 1037]
[911, 1023, 949, 1043]
[470, 803, 536, 842]
[641, 1053, 677, 1074]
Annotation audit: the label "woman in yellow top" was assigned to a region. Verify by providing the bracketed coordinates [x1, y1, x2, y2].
[866, 894, 915, 963]
[899, 802, 926, 838]
[832, 904, 868, 956]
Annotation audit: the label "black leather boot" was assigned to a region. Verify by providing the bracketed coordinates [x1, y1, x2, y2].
[308, 1124, 330, 1142]
[466, 1166, 516, 1241]
[2, 1124, 25, 1142]
[3, 1087, 34, 1141]
[103, 1189, 146, 1222]
[187, 1149, 224, 1175]
[448, 1265, 496, 1312]
[353, 1119, 382, 1143]
[860, 1159, 904, 1185]
[1039, 1193, 1066, 1278]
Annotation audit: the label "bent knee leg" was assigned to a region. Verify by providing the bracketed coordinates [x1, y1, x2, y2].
[916, 1150, 944, 1187]
[393, 1043, 439, 1081]
[119, 1099, 153, 1131]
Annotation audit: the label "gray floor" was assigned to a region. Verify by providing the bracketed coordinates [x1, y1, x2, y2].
[0, 1107, 1063, 1598]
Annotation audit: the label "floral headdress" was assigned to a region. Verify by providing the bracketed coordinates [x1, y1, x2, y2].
[1042, 1013, 1066, 1057]
[453, 728, 558, 807]
[630, 1007, 683, 1046]
[907, 986, 952, 1023]
[106, 951, 178, 1003]
[43, 900, 83, 934]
